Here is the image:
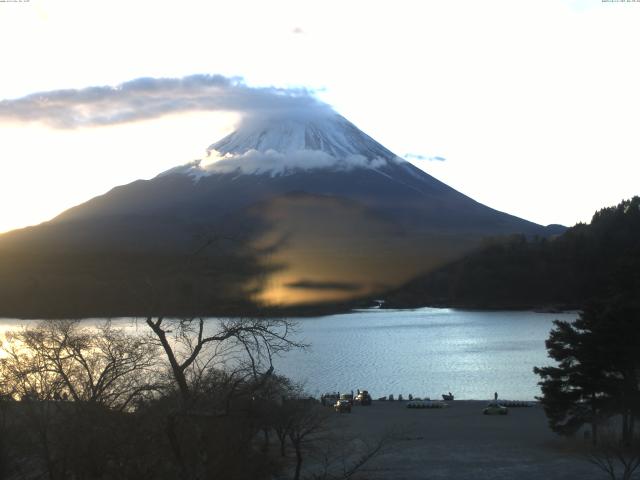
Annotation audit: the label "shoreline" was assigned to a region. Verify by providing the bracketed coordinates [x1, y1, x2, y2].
[0, 303, 581, 321]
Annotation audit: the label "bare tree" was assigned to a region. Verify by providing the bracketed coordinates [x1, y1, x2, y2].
[1, 320, 160, 410]
[264, 386, 394, 480]
[286, 400, 330, 480]
[586, 427, 640, 480]
[0, 393, 10, 480]
[143, 316, 304, 480]
[310, 428, 397, 480]
[144, 316, 303, 406]
[0, 320, 163, 479]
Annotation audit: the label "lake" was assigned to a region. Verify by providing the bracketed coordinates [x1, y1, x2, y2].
[0, 308, 577, 401]
[273, 308, 577, 401]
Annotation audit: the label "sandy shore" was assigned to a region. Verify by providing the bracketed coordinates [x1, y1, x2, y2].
[323, 400, 602, 480]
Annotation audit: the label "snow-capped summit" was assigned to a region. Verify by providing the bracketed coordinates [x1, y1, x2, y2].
[164, 113, 402, 177]
[208, 113, 396, 160]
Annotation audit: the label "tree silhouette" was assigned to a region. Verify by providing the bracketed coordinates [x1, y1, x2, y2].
[535, 299, 640, 447]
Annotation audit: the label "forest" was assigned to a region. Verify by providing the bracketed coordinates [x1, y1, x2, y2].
[385, 197, 640, 310]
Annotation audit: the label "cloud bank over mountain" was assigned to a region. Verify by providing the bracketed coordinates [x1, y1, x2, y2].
[0, 74, 330, 129]
[0, 73, 409, 178]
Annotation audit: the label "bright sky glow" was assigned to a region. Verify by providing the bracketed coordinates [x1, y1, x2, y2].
[0, 0, 638, 233]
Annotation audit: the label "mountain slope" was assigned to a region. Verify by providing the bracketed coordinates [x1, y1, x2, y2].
[0, 112, 560, 315]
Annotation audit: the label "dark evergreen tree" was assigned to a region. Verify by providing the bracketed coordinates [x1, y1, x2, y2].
[590, 300, 640, 446]
[534, 307, 609, 445]
[535, 299, 640, 446]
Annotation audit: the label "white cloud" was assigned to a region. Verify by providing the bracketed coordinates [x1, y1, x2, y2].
[0, 75, 325, 128]
[164, 150, 389, 178]
[404, 154, 446, 162]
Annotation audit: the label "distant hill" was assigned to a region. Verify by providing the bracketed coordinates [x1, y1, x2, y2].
[383, 197, 640, 310]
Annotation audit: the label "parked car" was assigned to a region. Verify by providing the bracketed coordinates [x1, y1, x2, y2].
[483, 403, 508, 415]
[321, 392, 340, 406]
[334, 399, 352, 413]
[355, 390, 372, 406]
[340, 393, 354, 406]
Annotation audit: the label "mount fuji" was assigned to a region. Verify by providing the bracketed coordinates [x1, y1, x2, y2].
[0, 111, 560, 316]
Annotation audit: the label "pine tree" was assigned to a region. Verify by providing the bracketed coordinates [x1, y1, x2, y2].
[535, 299, 640, 446]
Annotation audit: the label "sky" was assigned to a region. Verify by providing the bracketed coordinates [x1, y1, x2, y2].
[0, 0, 639, 233]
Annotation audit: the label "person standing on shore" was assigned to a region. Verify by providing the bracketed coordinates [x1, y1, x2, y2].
[494, 392, 498, 402]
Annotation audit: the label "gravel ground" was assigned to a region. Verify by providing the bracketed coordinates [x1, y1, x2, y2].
[322, 400, 603, 480]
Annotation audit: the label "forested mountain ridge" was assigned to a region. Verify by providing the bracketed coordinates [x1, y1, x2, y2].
[383, 197, 640, 310]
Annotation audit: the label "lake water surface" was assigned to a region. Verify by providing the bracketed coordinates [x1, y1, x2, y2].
[273, 308, 577, 401]
[0, 308, 577, 401]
